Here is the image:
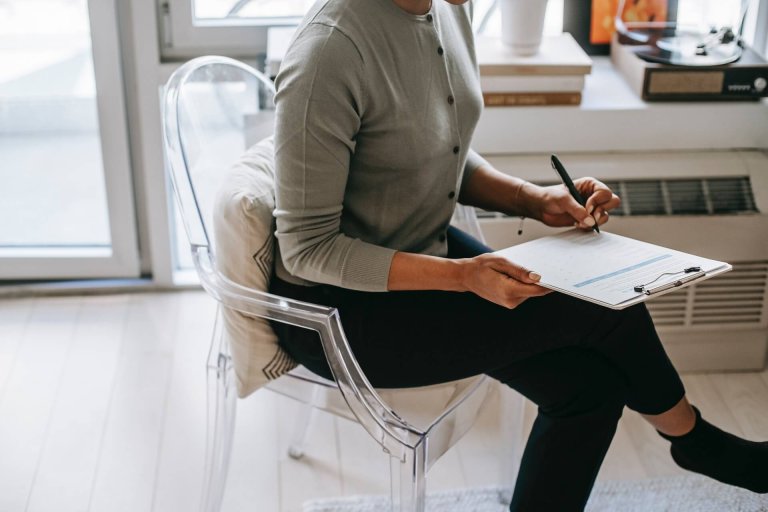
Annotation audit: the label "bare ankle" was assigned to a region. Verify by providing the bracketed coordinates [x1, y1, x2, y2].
[642, 397, 696, 437]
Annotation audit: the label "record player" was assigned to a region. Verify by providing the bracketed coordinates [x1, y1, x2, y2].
[609, 6, 768, 101]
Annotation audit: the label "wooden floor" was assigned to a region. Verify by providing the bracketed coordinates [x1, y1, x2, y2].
[1, 291, 766, 512]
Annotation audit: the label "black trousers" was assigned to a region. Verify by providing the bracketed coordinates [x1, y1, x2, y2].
[269, 227, 686, 511]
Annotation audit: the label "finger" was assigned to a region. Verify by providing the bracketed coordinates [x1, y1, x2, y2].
[560, 192, 596, 228]
[490, 257, 541, 284]
[525, 284, 553, 296]
[593, 206, 603, 224]
[587, 192, 621, 215]
[584, 188, 615, 213]
[575, 220, 598, 231]
[591, 204, 613, 222]
[576, 176, 611, 197]
[578, 178, 620, 212]
[502, 279, 552, 298]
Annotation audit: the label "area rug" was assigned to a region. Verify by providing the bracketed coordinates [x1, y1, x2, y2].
[303, 476, 768, 512]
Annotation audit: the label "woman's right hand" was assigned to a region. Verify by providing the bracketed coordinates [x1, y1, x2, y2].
[457, 254, 551, 309]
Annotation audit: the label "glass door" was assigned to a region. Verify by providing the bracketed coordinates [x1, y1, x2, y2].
[0, 0, 139, 279]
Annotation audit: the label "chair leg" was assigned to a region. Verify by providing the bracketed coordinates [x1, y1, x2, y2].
[288, 399, 316, 460]
[389, 442, 427, 512]
[200, 351, 238, 512]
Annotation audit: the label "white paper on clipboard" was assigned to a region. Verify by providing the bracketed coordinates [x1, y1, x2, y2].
[495, 230, 732, 310]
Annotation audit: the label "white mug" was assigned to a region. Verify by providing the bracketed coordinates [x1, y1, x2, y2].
[500, 0, 549, 56]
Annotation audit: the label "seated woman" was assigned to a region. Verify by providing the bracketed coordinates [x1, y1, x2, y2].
[268, 0, 768, 509]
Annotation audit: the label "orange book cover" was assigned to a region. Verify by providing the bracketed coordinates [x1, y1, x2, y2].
[590, 0, 669, 45]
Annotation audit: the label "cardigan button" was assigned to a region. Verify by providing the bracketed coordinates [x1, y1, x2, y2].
[437, 46, 444, 56]
[447, 95, 455, 105]
[448, 191, 456, 199]
[426, 14, 433, 22]
[453, 145, 459, 154]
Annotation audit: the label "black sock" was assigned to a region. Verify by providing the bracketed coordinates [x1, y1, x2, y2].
[658, 406, 768, 494]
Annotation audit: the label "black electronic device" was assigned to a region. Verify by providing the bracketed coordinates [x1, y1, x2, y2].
[611, 33, 768, 101]
[609, 0, 768, 100]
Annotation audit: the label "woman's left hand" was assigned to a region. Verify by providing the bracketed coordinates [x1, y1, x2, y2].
[537, 177, 621, 229]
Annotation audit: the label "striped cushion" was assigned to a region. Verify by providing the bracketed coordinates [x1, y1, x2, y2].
[213, 136, 297, 398]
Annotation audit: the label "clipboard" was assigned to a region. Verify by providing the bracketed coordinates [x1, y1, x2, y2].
[495, 229, 732, 310]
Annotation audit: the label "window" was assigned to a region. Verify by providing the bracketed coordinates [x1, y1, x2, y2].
[160, 0, 301, 58]
[159, 0, 567, 58]
[194, 0, 312, 20]
[160, 0, 767, 60]
[0, 0, 139, 279]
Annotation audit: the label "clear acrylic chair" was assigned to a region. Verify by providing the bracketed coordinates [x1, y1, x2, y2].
[162, 56, 523, 512]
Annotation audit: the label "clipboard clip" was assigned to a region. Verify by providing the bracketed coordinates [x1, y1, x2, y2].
[634, 266, 705, 295]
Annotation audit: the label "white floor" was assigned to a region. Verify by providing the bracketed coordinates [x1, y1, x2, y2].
[0, 291, 767, 512]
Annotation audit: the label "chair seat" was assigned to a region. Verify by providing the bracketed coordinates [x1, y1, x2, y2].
[267, 365, 488, 433]
[286, 364, 337, 387]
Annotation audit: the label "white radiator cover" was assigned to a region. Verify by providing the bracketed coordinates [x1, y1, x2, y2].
[480, 150, 768, 371]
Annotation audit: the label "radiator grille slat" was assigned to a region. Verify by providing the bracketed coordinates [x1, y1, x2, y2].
[500, 177, 758, 217]
[626, 181, 667, 215]
[644, 261, 767, 328]
[618, 177, 758, 216]
[647, 290, 687, 326]
[694, 301, 764, 309]
[667, 180, 708, 214]
[690, 261, 767, 327]
[696, 286, 765, 294]
[710, 178, 757, 213]
[693, 317, 763, 325]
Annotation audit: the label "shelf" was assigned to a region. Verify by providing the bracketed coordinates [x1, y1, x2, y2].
[474, 57, 768, 154]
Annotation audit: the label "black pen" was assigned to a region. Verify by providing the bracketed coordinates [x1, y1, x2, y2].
[550, 154, 600, 233]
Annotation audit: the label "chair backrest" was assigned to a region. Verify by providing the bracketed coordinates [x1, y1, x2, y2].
[163, 57, 496, 462]
[164, 57, 304, 398]
[163, 56, 277, 257]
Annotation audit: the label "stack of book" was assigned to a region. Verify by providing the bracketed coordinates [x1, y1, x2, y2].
[475, 33, 592, 107]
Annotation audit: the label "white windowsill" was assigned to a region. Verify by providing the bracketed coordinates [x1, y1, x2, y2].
[475, 57, 768, 155]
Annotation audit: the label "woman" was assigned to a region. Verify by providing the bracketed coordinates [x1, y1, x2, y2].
[269, 0, 768, 509]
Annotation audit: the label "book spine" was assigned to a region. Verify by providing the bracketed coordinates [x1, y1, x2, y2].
[480, 75, 585, 93]
[479, 64, 592, 76]
[483, 92, 582, 106]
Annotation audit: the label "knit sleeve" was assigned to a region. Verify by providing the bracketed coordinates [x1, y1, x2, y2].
[460, 148, 491, 193]
[273, 23, 396, 291]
